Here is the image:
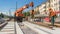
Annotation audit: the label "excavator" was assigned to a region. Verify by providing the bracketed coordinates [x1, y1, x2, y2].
[14, 2, 34, 22]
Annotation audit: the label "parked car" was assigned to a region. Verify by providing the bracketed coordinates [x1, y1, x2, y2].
[34, 18, 41, 22]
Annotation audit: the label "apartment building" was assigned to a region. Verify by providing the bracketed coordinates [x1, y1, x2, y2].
[34, 0, 60, 17]
[48, 0, 60, 16]
[34, 2, 49, 17]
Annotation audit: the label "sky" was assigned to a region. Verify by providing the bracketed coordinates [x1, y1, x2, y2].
[0, 0, 47, 16]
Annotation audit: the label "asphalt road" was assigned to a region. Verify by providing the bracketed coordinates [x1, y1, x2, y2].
[18, 23, 38, 34]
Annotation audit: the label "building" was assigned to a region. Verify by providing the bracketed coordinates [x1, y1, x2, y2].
[34, 0, 60, 17]
[34, 1, 49, 17]
[48, 0, 60, 16]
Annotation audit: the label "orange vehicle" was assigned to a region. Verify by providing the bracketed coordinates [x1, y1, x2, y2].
[14, 2, 34, 22]
[14, 4, 29, 22]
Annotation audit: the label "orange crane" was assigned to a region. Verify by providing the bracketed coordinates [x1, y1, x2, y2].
[15, 4, 29, 17]
[14, 2, 34, 22]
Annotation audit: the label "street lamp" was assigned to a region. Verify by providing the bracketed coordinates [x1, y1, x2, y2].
[16, 1, 17, 11]
[9, 9, 11, 16]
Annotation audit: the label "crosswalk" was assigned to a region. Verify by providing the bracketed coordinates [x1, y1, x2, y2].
[0, 22, 15, 34]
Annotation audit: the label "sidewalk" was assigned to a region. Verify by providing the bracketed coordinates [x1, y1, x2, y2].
[23, 21, 60, 34]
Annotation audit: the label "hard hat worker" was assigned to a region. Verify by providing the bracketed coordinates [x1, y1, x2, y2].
[49, 8, 56, 29]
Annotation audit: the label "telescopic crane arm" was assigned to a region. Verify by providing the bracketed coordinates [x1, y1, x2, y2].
[15, 2, 34, 17]
[15, 4, 29, 17]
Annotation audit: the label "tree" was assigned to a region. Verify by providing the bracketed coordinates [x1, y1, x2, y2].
[26, 12, 30, 16]
[23, 12, 30, 17]
[0, 13, 4, 18]
[23, 12, 27, 17]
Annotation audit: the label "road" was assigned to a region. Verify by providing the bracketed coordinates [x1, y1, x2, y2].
[19, 24, 38, 34]
[0, 21, 60, 34]
[23, 21, 60, 34]
[0, 21, 38, 34]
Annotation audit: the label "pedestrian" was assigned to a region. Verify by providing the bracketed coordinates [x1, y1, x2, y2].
[49, 8, 56, 29]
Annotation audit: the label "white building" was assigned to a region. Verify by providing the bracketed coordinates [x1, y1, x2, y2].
[48, 0, 60, 16]
[34, 0, 60, 17]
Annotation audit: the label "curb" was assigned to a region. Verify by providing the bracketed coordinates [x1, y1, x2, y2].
[15, 22, 24, 34]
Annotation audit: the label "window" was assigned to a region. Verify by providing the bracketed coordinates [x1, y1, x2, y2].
[44, 6, 46, 8]
[54, 0, 55, 1]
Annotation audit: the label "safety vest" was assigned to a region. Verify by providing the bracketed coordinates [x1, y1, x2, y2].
[50, 11, 56, 17]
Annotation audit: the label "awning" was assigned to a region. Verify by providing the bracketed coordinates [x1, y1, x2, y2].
[55, 11, 60, 14]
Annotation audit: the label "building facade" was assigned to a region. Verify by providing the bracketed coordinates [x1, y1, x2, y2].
[34, 0, 60, 17]
[48, 0, 60, 16]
